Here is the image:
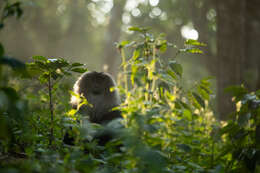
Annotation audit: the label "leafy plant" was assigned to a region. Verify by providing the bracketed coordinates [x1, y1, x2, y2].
[27, 56, 87, 146]
[219, 86, 260, 172]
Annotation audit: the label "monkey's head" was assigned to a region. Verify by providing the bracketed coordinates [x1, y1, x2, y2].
[71, 71, 120, 123]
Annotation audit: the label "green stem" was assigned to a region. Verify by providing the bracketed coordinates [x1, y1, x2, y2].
[121, 49, 128, 98]
[48, 73, 54, 146]
[151, 44, 156, 93]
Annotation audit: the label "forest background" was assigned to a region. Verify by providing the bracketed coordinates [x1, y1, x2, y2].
[1, 0, 259, 119]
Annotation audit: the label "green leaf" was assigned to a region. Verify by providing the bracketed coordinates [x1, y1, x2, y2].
[116, 40, 132, 49]
[179, 48, 203, 54]
[183, 109, 192, 121]
[167, 69, 177, 80]
[33, 56, 47, 62]
[159, 43, 167, 52]
[128, 26, 149, 33]
[71, 62, 84, 67]
[225, 85, 248, 101]
[39, 72, 49, 83]
[197, 86, 209, 100]
[169, 61, 183, 77]
[185, 39, 206, 46]
[47, 58, 69, 69]
[192, 92, 205, 109]
[187, 48, 203, 54]
[71, 68, 88, 73]
[177, 143, 192, 152]
[132, 49, 140, 60]
[128, 26, 142, 32]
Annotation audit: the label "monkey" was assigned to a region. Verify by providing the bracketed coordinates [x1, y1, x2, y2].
[64, 71, 122, 146]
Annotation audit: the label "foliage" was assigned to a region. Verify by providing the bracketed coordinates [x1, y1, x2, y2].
[0, 27, 259, 173]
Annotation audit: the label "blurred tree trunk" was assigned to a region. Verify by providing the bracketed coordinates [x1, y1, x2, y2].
[245, 0, 260, 91]
[216, 0, 246, 120]
[103, 0, 125, 77]
[216, 0, 260, 120]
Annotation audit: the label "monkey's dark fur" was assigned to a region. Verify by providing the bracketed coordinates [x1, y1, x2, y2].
[64, 71, 122, 146]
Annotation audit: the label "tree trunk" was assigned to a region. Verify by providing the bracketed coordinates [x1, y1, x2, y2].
[245, 0, 260, 91]
[216, 0, 246, 120]
[103, 0, 125, 77]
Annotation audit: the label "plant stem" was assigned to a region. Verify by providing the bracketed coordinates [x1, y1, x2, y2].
[151, 44, 156, 93]
[121, 48, 128, 97]
[48, 73, 54, 146]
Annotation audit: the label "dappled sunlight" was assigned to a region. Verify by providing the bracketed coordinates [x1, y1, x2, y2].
[181, 25, 199, 40]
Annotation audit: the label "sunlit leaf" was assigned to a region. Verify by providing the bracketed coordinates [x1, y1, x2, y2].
[185, 39, 206, 46]
[192, 92, 205, 109]
[167, 69, 177, 80]
[128, 26, 150, 33]
[132, 49, 140, 60]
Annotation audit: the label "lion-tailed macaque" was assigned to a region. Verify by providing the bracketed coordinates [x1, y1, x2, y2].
[64, 71, 122, 146]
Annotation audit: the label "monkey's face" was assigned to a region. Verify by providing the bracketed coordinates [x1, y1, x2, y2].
[83, 72, 113, 95]
[78, 72, 116, 107]
[72, 71, 120, 122]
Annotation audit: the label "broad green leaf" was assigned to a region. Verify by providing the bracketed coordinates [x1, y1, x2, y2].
[183, 109, 192, 121]
[169, 61, 183, 77]
[128, 26, 150, 33]
[167, 69, 177, 80]
[33, 56, 47, 62]
[197, 86, 209, 100]
[187, 48, 203, 54]
[67, 109, 77, 116]
[159, 43, 167, 52]
[179, 48, 203, 54]
[119, 40, 130, 47]
[192, 92, 205, 109]
[132, 49, 140, 60]
[71, 62, 84, 67]
[185, 39, 207, 46]
[128, 26, 142, 32]
[71, 68, 88, 73]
